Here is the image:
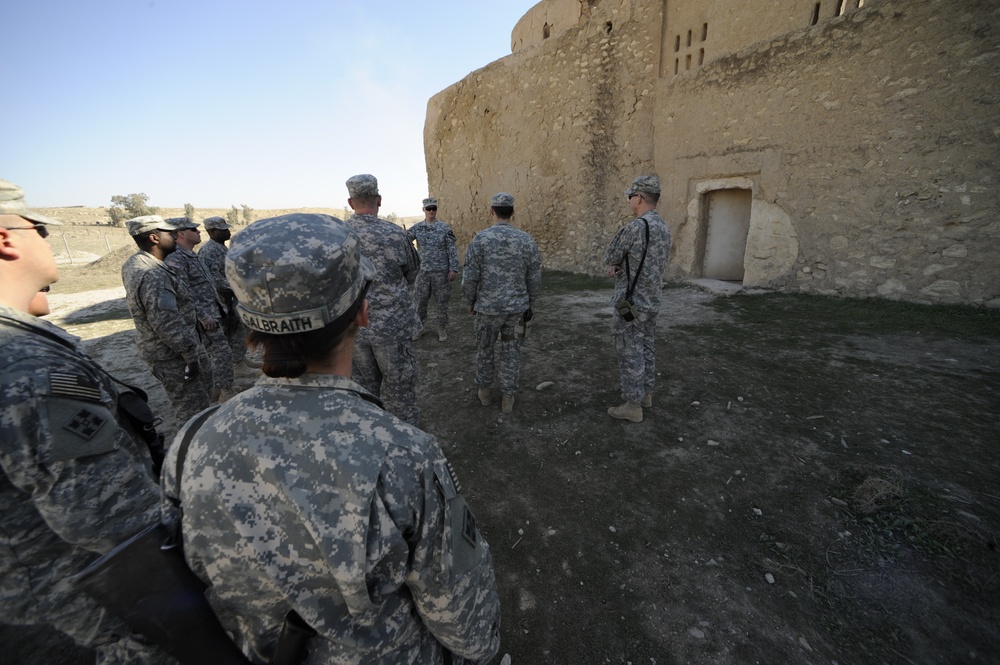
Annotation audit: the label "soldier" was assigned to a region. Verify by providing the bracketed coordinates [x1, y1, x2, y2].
[163, 217, 237, 402]
[343, 174, 422, 426]
[0, 179, 171, 663]
[462, 192, 542, 414]
[121, 215, 213, 432]
[407, 197, 459, 342]
[198, 215, 254, 373]
[603, 175, 672, 423]
[161, 213, 501, 664]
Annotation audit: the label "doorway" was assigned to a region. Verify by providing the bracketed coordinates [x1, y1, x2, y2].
[702, 188, 751, 281]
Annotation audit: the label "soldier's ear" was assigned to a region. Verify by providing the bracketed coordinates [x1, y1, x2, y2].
[354, 299, 370, 328]
[0, 228, 24, 262]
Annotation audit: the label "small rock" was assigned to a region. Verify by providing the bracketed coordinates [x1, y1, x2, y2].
[737, 396, 744, 402]
[765, 573, 775, 584]
[798, 637, 813, 652]
[706, 558, 718, 567]
[707, 440, 719, 446]
[691, 400, 701, 406]
[426, 362, 438, 368]
[535, 381, 555, 391]
[609, 526, 617, 533]
[501, 654, 512, 665]
[688, 627, 705, 639]
[517, 528, 524, 536]
[752, 508, 763, 516]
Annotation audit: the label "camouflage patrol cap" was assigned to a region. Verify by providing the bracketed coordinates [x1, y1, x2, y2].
[422, 197, 438, 208]
[346, 174, 379, 199]
[490, 192, 514, 208]
[625, 175, 660, 198]
[166, 216, 198, 230]
[226, 213, 375, 335]
[0, 179, 63, 226]
[126, 215, 178, 236]
[203, 216, 231, 230]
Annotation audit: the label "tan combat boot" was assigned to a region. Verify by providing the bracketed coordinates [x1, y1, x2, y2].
[501, 394, 515, 414]
[608, 401, 643, 422]
[438, 326, 448, 342]
[642, 392, 653, 408]
[478, 387, 492, 406]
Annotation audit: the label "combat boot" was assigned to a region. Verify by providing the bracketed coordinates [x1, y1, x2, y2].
[608, 401, 643, 422]
[478, 387, 492, 406]
[501, 394, 515, 414]
[438, 326, 448, 342]
[642, 392, 653, 408]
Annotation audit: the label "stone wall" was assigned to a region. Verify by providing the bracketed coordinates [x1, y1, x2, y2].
[425, 0, 1000, 306]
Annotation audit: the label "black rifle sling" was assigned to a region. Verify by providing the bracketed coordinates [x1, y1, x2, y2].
[623, 216, 651, 302]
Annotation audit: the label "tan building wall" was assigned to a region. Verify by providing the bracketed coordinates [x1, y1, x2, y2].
[425, 0, 1000, 306]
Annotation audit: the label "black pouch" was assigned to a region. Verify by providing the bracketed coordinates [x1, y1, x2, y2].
[616, 299, 638, 323]
[74, 523, 250, 665]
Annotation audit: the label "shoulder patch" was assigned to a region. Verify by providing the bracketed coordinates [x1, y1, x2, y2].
[47, 397, 118, 461]
[461, 504, 478, 548]
[50, 372, 102, 402]
[158, 289, 179, 311]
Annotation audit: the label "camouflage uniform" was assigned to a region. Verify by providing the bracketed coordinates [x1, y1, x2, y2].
[165, 244, 234, 391]
[162, 213, 501, 664]
[121, 250, 212, 431]
[198, 235, 248, 365]
[344, 177, 421, 426]
[0, 304, 171, 664]
[603, 191, 672, 404]
[407, 217, 459, 330]
[462, 195, 542, 397]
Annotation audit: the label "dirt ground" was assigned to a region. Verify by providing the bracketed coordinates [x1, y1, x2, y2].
[4, 269, 999, 665]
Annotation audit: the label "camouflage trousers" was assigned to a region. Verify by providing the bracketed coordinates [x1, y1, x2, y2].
[474, 313, 524, 396]
[202, 324, 234, 390]
[223, 308, 248, 364]
[414, 270, 452, 328]
[139, 347, 213, 435]
[352, 340, 420, 426]
[613, 311, 658, 403]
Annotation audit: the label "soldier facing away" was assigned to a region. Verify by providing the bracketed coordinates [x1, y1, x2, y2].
[343, 174, 422, 426]
[462, 192, 542, 414]
[407, 197, 459, 342]
[0, 179, 172, 664]
[161, 213, 501, 663]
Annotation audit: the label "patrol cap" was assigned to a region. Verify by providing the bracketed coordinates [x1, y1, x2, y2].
[490, 192, 514, 208]
[346, 174, 379, 199]
[226, 213, 375, 335]
[0, 179, 63, 226]
[422, 197, 438, 208]
[166, 216, 198, 230]
[203, 216, 231, 230]
[625, 175, 661, 198]
[126, 215, 178, 236]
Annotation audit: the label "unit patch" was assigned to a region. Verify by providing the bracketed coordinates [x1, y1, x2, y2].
[63, 407, 108, 440]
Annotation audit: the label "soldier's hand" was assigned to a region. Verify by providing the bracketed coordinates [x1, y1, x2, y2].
[201, 317, 219, 332]
[184, 363, 200, 382]
[447, 271, 457, 282]
[468, 304, 476, 315]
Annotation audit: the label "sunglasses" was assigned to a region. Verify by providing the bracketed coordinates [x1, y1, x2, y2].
[4, 223, 49, 238]
[425, 206, 437, 211]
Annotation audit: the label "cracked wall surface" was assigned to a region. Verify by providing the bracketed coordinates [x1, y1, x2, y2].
[425, 0, 1000, 306]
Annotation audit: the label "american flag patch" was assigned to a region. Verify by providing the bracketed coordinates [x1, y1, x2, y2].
[50, 372, 102, 402]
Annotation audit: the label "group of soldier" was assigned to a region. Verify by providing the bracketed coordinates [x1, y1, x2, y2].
[0, 169, 670, 664]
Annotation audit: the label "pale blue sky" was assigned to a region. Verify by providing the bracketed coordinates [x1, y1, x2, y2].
[3, 0, 539, 216]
